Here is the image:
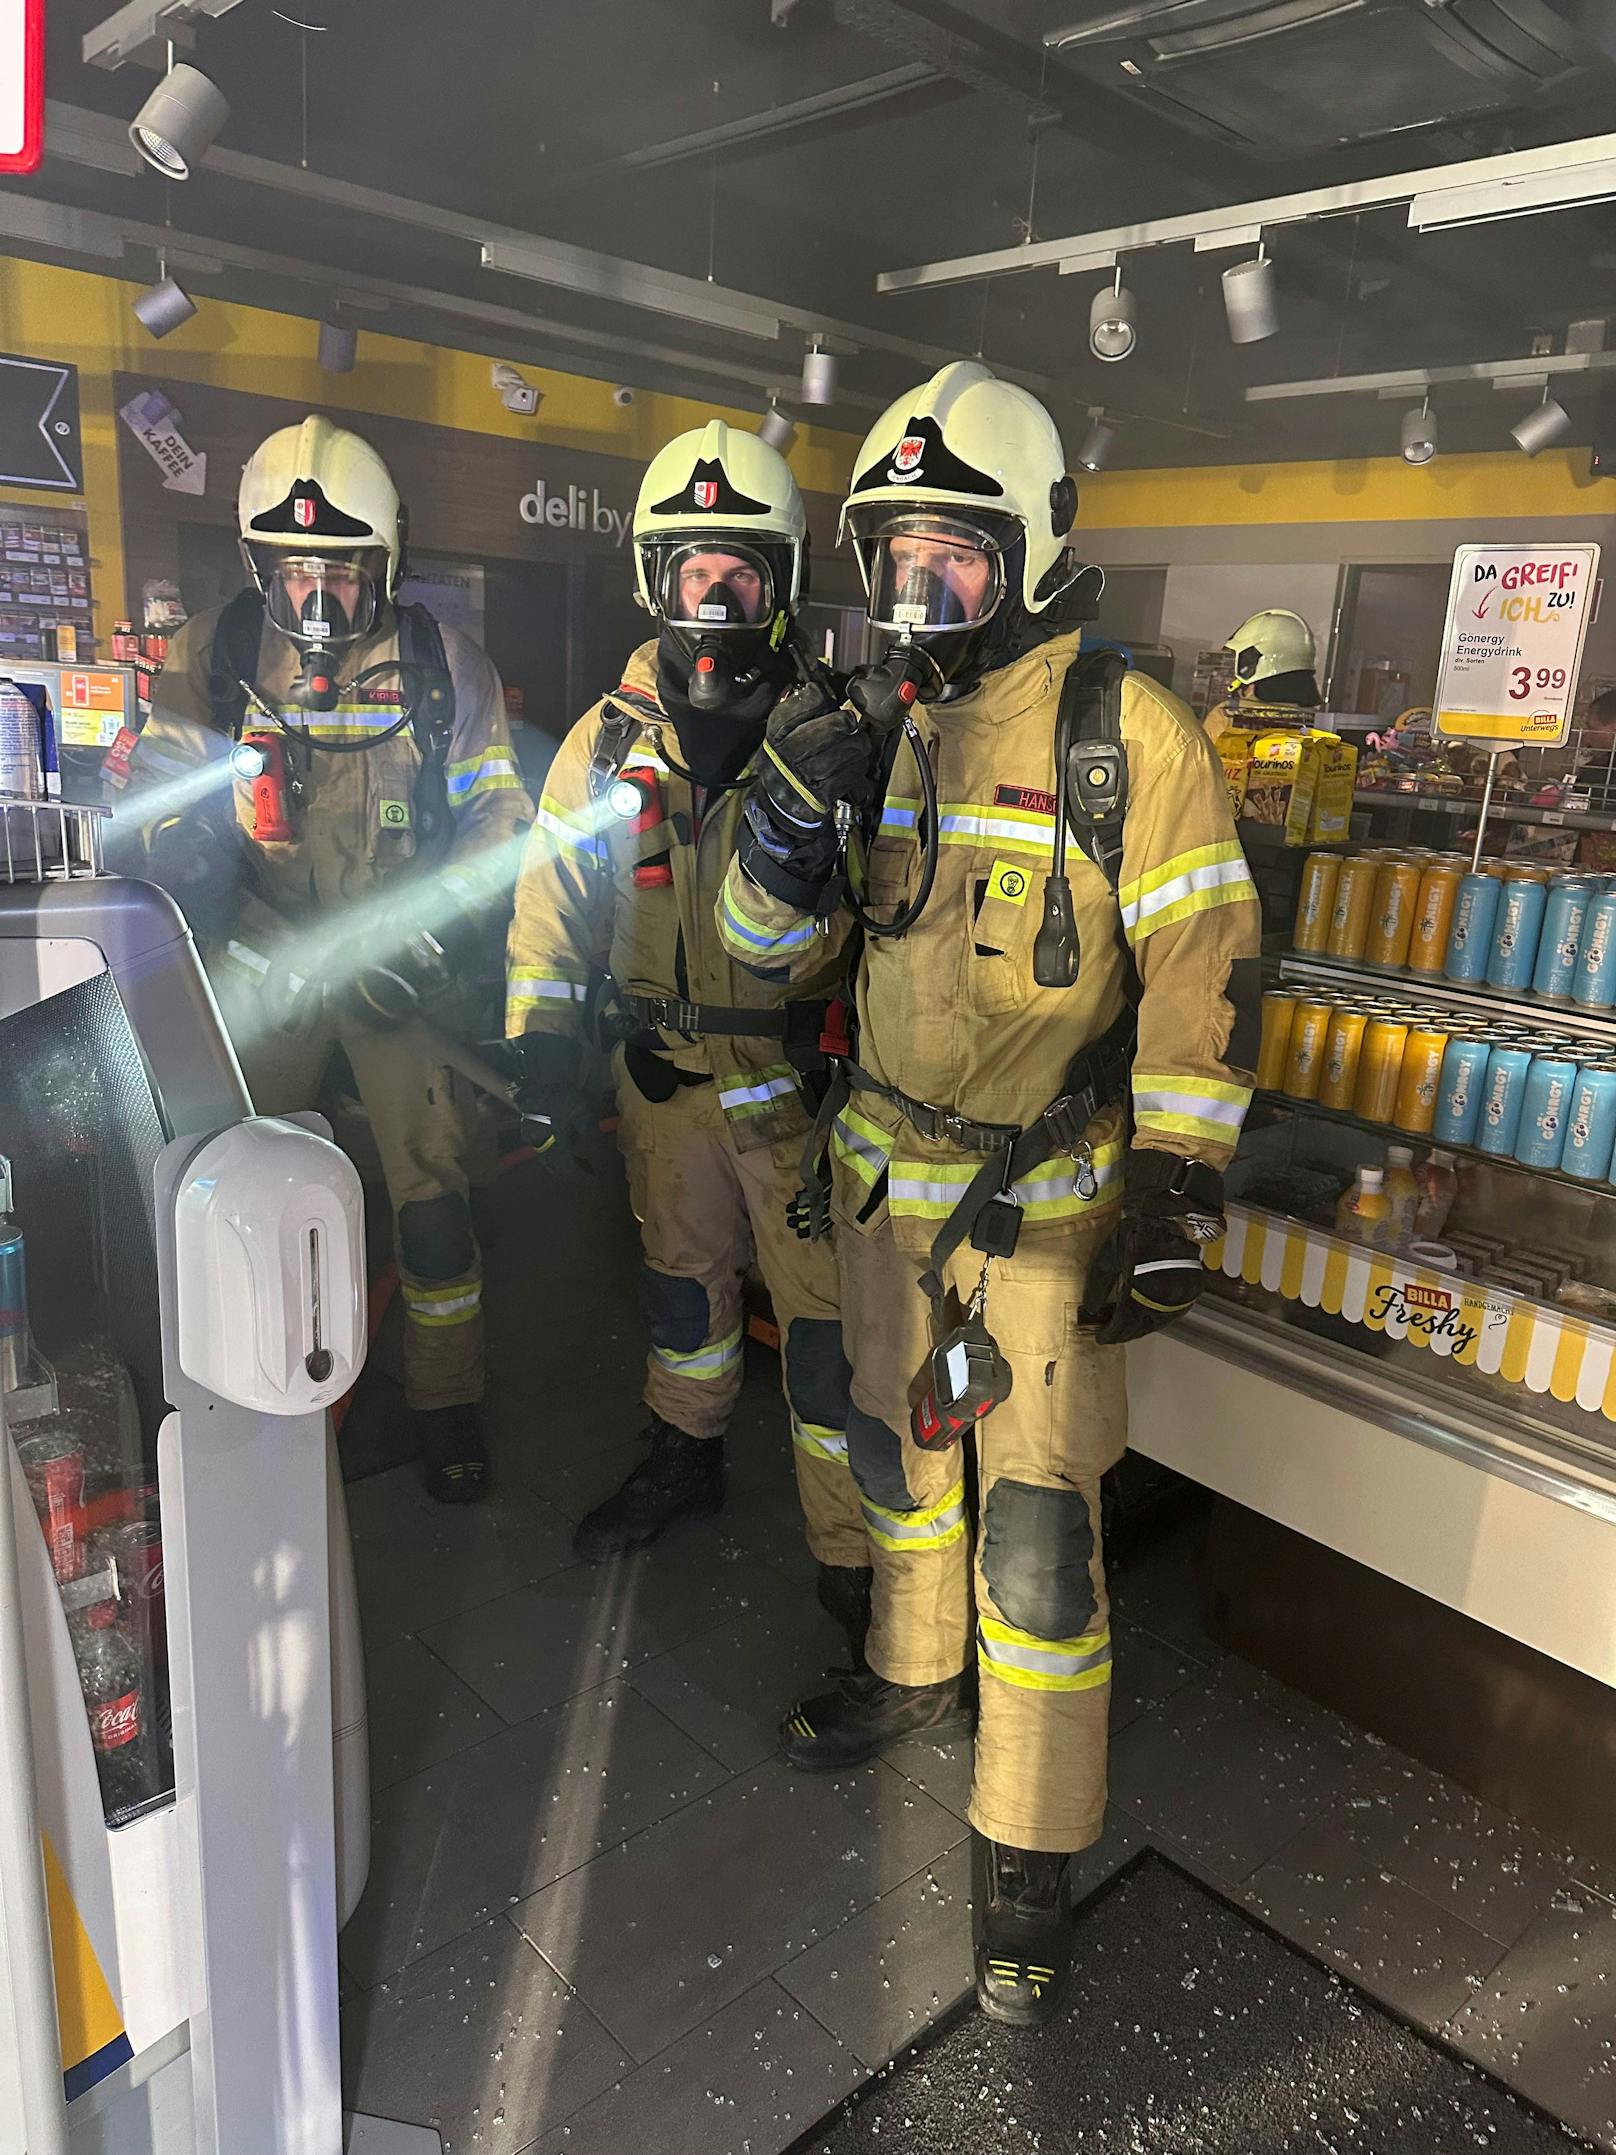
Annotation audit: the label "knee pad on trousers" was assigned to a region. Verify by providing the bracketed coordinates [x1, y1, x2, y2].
[982, 1480, 1098, 1639]
[398, 1192, 475, 1281]
[846, 1405, 916, 1514]
[784, 1318, 852, 1428]
[639, 1266, 710, 1354]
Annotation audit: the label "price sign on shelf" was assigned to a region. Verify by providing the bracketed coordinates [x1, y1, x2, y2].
[1433, 543, 1600, 749]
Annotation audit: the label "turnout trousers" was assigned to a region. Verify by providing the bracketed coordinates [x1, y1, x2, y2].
[838, 1209, 1127, 1852]
[615, 1063, 867, 1569]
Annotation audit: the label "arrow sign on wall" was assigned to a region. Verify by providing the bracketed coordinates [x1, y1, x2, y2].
[0, 354, 83, 490]
[119, 387, 208, 496]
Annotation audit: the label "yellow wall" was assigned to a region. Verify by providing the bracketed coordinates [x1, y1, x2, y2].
[0, 255, 863, 640]
[1080, 446, 1611, 532]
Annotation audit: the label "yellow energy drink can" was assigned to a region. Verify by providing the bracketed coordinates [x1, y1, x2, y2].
[1284, 999, 1335, 1101]
[1354, 1018, 1409, 1123]
[1327, 858, 1379, 960]
[1319, 1007, 1369, 1110]
[1393, 1026, 1450, 1133]
[1257, 992, 1300, 1091]
[1293, 853, 1341, 954]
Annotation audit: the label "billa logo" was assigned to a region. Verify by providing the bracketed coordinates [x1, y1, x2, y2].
[693, 480, 718, 508]
[294, 494, 316, 529]
[1368, 1279, 1480, 1351]
[893, 435, 925, 474]
[1401, 1281, 1450, 1314]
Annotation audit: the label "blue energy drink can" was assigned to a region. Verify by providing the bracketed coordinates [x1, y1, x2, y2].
[1573, 892, 1616, 1009]
[1476, 1045, 1534, 1156]
[1561, 1065, 1616, 1183]
[1433, 1035, 1492, 1147]
[1487, 877, 1549, 991]
[1445, 873, 1501, 983]
[1515, 1056, 1580, 1169]
[1532, 882, 1591, 1000]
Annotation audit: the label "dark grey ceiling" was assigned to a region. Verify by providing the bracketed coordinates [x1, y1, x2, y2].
[19, 0, 1616, 469]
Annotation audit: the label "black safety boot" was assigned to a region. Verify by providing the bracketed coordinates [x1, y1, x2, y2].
[816, 1562, 874, 1666]
[780, 1665, 974, 1771]
[975, 1837, 1073, 2028]
[418, 1403, 489, 1506]
[572, 1417, 724, 1563]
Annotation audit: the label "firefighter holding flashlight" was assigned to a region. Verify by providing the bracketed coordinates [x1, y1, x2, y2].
[112, 416, 533, 1502]
[716, 363, 1262, 2022]
[504, 420, 871, 1657]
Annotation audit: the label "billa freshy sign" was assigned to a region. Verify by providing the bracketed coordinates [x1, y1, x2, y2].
[0, 0, 44, 175]
[1433, 543, 1600, 749]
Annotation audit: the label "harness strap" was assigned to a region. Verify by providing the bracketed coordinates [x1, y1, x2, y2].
[609, 991, 828, 1043]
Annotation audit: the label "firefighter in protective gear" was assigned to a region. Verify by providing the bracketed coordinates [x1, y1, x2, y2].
[1206, 606, 1322, 743]
[112, 417, 534, 1502]
[717, 363, 1261, 2024]
[505, 420, 870, 1649]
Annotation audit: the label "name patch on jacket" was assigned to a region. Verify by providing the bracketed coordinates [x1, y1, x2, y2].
[994, 784, 1056, 815]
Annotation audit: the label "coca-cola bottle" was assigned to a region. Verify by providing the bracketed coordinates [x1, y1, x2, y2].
[70, 1599, 159, 1819]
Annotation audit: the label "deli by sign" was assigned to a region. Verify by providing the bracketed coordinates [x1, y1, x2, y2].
[0, 0, 44, 175]
[1433, 542, 1601, 749]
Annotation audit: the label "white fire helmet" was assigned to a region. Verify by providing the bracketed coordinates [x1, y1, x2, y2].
[839, 361, 1079, 637]
[632, 419, 807, 637]
[238, 416, 404, 647]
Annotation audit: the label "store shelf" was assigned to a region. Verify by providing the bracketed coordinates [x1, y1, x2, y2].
[1276, 953, 1616, 1046]
[1354, 788, 1616, 835]
[1251, 1087, 1616, 1203]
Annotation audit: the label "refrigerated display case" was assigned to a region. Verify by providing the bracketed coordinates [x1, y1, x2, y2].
[1133, 786, 1616, 1699]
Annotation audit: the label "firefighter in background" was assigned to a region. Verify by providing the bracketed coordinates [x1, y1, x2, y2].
[504, 421, 871, 1653]
[111, 417, 533, 1502]
[1204, 606, 1322, 745]
[717, 363, 1261, 2022]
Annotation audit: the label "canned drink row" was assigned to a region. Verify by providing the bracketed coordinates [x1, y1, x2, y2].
[1260, 985, 1616, 1181]
[1293, 848, 1616, 1008]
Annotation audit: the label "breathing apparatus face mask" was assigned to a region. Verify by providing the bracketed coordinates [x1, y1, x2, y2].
[847, 508, 1020, 707]
[244, 544, 389, 712]
[638, 537, 791, 716]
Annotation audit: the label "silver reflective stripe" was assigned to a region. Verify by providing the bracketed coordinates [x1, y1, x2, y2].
[791, 1416, 849, 1460]
[978, 1629, 1112, 1679]
[225, 940, 271, 976]
[832, 1116, 890, 1179]
[653, 1328, 744, 1378]
[861, 1493, 966, 1542]
[510, 977, 588, 1002]
[1133, 1086, 1247, 1129]
[718, 1075, 798, 1111]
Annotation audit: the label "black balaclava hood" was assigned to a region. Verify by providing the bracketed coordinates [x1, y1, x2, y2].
[655, 628, 790, 787]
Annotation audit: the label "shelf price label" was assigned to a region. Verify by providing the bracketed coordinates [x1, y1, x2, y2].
[1433, 543, 1600, 749]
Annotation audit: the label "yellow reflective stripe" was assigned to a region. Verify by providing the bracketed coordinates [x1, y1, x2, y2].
[860, 1479, 967, 1553]
[831, 1106, 894, 1188]
[885, 1140, 1126, 1221]
[719, 879, 820, 956]
[652, 1325, 744, 1380]
[791, 1416, 849, 1462]
[717, 1066, 798, 1115]
[978, 1618, 1113, 1692]
[1132, 1076, 1250, 1149]
[401, 1276, 483, 1328]
[536, 794, 609, 863]
[1119, 841, 1256, 944]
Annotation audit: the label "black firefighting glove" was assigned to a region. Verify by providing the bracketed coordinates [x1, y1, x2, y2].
[134, 809, 243, 945]
[505, 1029, 593, 1163]
[346, 877, 487, 1029]
[738, 679, 881, 912]
[1079, 1151, 1225, 1346]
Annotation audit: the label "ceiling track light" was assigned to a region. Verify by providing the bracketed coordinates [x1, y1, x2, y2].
[1221, 243, 1277, 346]
[758, 400, 797, 454]
[133, 263, 196, 338]
[1512, 386, 1572, 456]
[129, 60, 228, 177]
[1401, 395, 1437, 465]
[318, 312, 358, 374]
[1089, 265, 1136, 364]
[801, 338, 836, 405]
[1076, 412, 1116, 472]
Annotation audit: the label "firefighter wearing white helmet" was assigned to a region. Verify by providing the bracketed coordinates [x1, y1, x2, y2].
[504, 419, 869, 1648]
[1214, 606, 1322, 733]
[718, 362, 1262, 2024]
[112, 416, 534, 1503]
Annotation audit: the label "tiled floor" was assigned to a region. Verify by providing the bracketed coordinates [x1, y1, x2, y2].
[339, 1161, 1616, 2154]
